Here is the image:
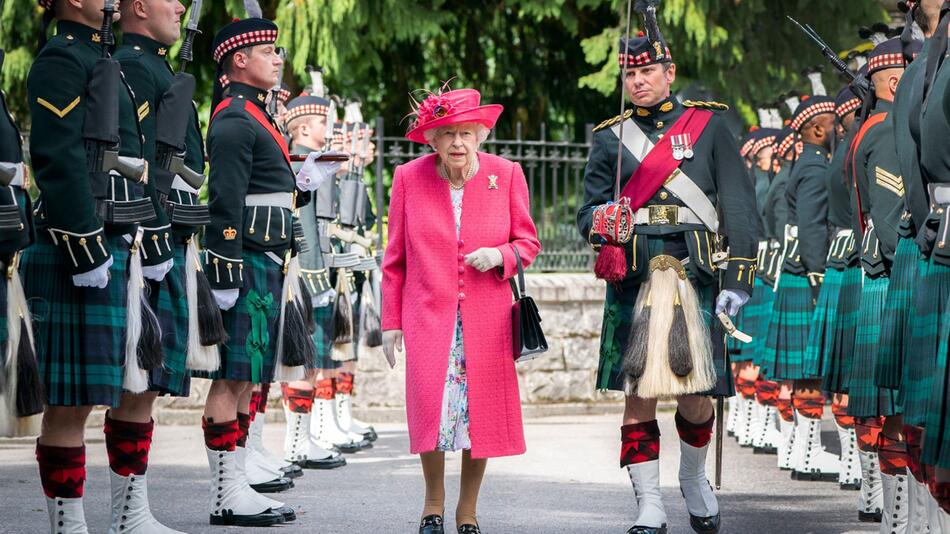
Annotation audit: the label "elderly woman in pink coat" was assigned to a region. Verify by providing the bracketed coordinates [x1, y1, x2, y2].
[381, 87, 540, 534]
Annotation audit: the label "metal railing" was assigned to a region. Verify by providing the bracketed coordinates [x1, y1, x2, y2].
[372, 118, 596, 272]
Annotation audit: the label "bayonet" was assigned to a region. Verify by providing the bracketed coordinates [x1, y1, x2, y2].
[178, 0, 202, 73]
[99, 0, 118, 57]
[787, 16, 855, 81]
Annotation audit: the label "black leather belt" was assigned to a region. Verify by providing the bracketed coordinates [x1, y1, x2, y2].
[165, 202, 210, 226]
[97, 198, 156, 225]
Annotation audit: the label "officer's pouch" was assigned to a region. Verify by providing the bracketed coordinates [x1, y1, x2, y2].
[0, 203, 23, 231]
[243, 205, 292, 251]
[684, 229, 716, 284]
[931, 204, 950, 267]
[860, 225, 887, 277]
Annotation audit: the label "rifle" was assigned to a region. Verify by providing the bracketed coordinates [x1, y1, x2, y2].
[153, 0, 205, 192]
[0, 163, 18, 187]
[268, 47, 287, 118]
[83, 0, 149, 185]
[788, 16, 871, 98]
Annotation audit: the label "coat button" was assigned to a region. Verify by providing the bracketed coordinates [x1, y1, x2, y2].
[458, 240, 464, 247]
[458, 280, 465, 288]
[458, 267, 465, 274]
[458, 292, 466, 300]
[458, 253, 465, 261]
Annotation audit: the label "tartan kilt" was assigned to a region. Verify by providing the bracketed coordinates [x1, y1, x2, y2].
[750, 282, 777, 377]
[22, 233, 129, 407]
[875, 237, 919, 389]
[922, 289, 950, 468]
[802, 268, 844, 380]
[309, 304, 339, 370]
[846, 276, 897, 418]
[822, 267, 862, 393]
[596, 235, 729, 397]
[0, 271, 8, 365]
[146, 243, 190, 397]
[901, 258, 950, 426]
[764, 273, 815, 381]
[732, 277, 767, 361]
[194, 249, 284, 385]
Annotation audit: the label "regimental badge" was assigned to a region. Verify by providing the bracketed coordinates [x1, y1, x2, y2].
[654, 41, 664, 59]
[223, 227, 237, 240]
[91, 33, 101, 43]
[157, 47, 167, 56]
[488, 174, 498, 190]
[257, 93, 266, 103]
[670, 133, 694, 161]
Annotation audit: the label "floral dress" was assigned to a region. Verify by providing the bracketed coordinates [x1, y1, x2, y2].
[436, 187, 471, 451]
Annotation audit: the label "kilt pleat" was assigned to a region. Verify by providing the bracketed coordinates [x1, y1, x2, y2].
[822, 267, 862, 393]
[900, 258, 950, 426]
[733, 277, 767, 361]
[309, 304, 338, 370]
[765, 273, 815, 381]
[22, 233, 130, 407]
[847, 275, 897, 418]
[922, 288, 950, 468]
[802, 268, 845, 379]
[146, 244, 190, 397]
[749, 282, 777, 377]
[875, 238, 919, 390]
[193, 250, 284, 384]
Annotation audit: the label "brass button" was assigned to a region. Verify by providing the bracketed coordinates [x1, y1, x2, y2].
[656, 121, 664, 128]
[659, 191, 669, 201]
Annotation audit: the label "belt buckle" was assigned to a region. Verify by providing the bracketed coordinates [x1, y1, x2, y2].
[648, 205, 678, 225]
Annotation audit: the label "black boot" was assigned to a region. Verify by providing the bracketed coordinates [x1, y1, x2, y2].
[688, 513, 721, 534]
[419, 514, 444, 534]
[626, 526, 667, 534]
[458, 524, 481, 533]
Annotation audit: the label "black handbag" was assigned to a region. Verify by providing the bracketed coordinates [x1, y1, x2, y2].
[510, 247, 548, 362]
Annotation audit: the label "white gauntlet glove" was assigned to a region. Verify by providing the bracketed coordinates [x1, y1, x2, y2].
[296, 151, 345, 192]
[715, 289, 750, 316]
[212, 288, 240, 311]
[382, 330, 403, 369]
[72, 257, 113, 289]
[142, 258, 174, 282]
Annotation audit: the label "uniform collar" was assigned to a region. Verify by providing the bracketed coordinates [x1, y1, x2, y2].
[803, 142, 830, 160]
[632, 96, 680, 129]
[57, 20, 109, 51]
[291, 143, 317, 155]
[872, 98, 894, 114]
[122, 33, 171, 58]
[228, 82, 269, 109]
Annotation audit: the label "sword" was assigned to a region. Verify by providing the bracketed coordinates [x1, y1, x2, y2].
[716, 396, 724, 489]
[178, 0, 202, 74]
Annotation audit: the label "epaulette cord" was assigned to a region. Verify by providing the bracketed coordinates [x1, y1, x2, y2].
[683, 100, 730, 111]
[592, 109, 634, 132]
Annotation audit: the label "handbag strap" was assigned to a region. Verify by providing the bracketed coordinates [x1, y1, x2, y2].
[508, 246, 525, 299]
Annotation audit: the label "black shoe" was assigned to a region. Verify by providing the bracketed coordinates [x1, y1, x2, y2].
[689, 513, 721, 534]
[839, 481, 861, 491]
[753, 446, 777, 455]
[791, 469, 839, 482]
[363, 427, 378, 442]
[209, 508, 285, 527]
[272, 505, 297, 522]
[858, 510, 883, 523]
[280, 464, 304, 478]
[626, 525, 667, 534]
[419, 514, 444, 534]
[250, 476, 293, 493]
[458, 524, 481, 534]
[336, 441, 363, 454]
[298, 455, 347, 469]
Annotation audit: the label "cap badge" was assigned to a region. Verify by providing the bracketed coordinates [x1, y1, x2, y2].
[223, 227, 238, 240]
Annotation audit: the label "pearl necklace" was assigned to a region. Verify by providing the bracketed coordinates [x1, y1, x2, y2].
[438, 156, 480, 190]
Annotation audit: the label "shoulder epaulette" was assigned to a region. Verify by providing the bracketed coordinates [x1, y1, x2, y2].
[683, 100, 729, 111]
[592, 109, 633, 132]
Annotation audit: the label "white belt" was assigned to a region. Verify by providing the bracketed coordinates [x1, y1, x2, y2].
[633, 205, 704, 226]
[246, 192, 293, 210]
[172, 174, 200, 195]
[930, 183, 950, 206]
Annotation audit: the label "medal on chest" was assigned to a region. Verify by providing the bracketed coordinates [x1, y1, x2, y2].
[671, 133, 694, 161]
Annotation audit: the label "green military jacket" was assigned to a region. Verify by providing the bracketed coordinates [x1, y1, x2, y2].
[0, 55, 33, 259]
[114, 33, 207, 266]
[893, 39, 931, 239]
[752, 167, 770, 240]
[576, 96, 757, 295]
[825, 129, 858, 270]
[852, 100, 904, 274]
[27, 20, 145, 275]
[919, 41, 950, 266]
[784, 142, 830, 277]
[204, 82, 303, 290]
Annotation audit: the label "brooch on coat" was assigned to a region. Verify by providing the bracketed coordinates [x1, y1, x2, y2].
[488, 174, 498, 190]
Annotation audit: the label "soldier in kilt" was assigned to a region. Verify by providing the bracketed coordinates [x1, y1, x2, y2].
[846, 38, 919, 530]
[578, 10, 757, 531]
[22, 2, 188, 532]
[886, 1, 950, 525]
[198, 16, 337, 527]
[918, 0, 950, 518]
[0, 46, 40, 439]
[278, 94, 349, 469]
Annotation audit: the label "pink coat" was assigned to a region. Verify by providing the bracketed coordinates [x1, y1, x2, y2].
[381, 152, 541, 458]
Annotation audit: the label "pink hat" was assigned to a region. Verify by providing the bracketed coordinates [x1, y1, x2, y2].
[405, 88, 503, 144]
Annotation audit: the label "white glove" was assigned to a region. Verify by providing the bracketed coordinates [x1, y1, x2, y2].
[715, 289, 750, 316]
[312, 288, 336, 308]
[72, 256, 113, 289]
[213, 288, 240, 311]
[142, 258, 174, 282]
[464, 247, 504, 272]
[295, 151, 344, 192]
[382, 329, 403, 369]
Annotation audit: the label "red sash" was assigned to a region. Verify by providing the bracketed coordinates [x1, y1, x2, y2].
[847, 112, 888, 232]
[212, 97, 291, 166]
[618, 108, 714, 211]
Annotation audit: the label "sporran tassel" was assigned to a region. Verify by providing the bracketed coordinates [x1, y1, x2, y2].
[360, 277, 382, 348]
[621, 285, 652, 393]
[123, 233, 153, 393]
[331, 268, 353, 346]
[137, 287, 163, 372]
[667, 288, 693, 377]
[185, 239, 221, 371]
[298, 277, 316, 334]
[274, 255, 307, 382]
[8, 265, 43, 419]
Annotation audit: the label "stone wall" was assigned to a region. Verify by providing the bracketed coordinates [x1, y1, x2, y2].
[149, 273, 622, 424]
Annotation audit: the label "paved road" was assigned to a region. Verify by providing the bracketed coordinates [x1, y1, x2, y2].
[0, 413, 874, 533]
